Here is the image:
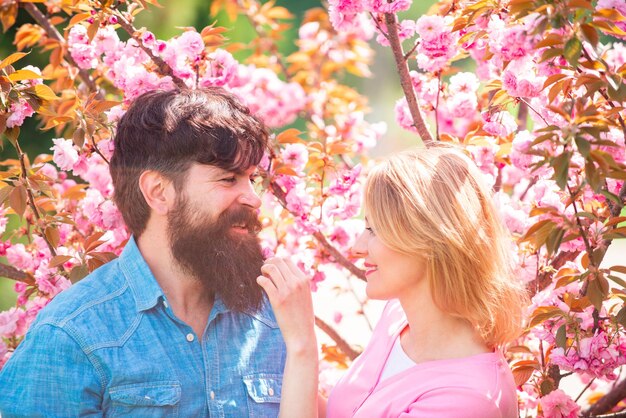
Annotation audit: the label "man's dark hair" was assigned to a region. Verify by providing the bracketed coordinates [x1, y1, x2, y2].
[110, 88, 270, 237]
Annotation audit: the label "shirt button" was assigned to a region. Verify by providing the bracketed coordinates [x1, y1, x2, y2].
[268, 387, 274, 396]
[210, 391, 215, 400]
[186, 333, 195, 342]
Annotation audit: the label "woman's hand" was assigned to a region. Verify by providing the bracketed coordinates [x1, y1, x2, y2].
[257, 257, 319, 418]
[257, 257, 316, 353]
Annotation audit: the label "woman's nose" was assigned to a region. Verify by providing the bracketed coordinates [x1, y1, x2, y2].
[351, 231, 368, 258]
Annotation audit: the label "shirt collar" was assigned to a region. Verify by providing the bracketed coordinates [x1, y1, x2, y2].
[209, 295, 278, 328]
[119, 236, 278, 327]
[119, 236, 165, 313]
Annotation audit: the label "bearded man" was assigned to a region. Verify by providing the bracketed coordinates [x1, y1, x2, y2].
[0, 88, 288, 417]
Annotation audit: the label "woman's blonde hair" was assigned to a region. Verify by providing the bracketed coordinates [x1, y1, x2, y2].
[364, 143, 528, 348]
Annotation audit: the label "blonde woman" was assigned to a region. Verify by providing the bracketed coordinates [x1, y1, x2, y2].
[258, 144, 527, 418]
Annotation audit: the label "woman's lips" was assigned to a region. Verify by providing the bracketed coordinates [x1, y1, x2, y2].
[364, 262, 378, 276]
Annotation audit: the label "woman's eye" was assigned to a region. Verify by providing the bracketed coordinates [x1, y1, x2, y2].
[365, 227, 375, 235]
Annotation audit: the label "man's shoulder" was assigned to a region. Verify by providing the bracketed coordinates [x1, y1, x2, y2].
[33, 259, 135, 340]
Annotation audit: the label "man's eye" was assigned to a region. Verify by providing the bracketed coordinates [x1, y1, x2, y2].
[221, 177, 236, 183]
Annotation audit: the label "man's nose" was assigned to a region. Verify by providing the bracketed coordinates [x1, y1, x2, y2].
[239, 182, 262, 209]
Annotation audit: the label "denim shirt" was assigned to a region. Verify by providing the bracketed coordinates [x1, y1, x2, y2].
[0, 237, 286, 417]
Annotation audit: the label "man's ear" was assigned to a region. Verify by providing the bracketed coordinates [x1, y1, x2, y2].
[138, 170, 176, 216]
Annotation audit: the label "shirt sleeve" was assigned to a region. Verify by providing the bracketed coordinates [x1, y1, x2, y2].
[0, 322, 104, 417]
[399, 386, 504, 418]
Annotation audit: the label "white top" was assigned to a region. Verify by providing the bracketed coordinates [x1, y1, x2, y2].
[380, 335, 416, 381]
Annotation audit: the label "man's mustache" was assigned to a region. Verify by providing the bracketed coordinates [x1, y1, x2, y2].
[216, 206, 262, 235]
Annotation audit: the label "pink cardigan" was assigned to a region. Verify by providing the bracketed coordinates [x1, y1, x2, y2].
[326, 301, 518, 418]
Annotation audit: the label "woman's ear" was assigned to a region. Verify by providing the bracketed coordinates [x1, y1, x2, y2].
[138, 170, 176, 215]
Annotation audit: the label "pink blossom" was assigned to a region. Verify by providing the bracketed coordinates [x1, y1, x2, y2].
[6, 244, 36, 271]
[376, 19, 416, 46]
[365, 0, 411, 14]
[416, 29, 458, 72]
[483, 111, 517, 137]
[394, 97, 417, 132]
[0, 341, 7, 368]
[230, 66, 306, 128]
[6, 100, 35, 128]
[20, 65, 43, 87]
[328, 0, 364, 32]
[105, 105, 126, 124]
[605, 42, 626, 71]
[175, 30, 205, 59]
[100, 200, 124, 230]
[69, 43, 98, 69]
[51, 138, 79, 171]
[539, 390, 580, 418]
[415, 15, 446, 42]
[0, 308, 19, 337]
[448, 94, 477, 118]
[502, 57, 545, 98]
[93, 26, 120, 56]
[281, 143, 309, 173]
[68, 24, 89, 45]
[141, 31, 157, 47]
[449, 72, 479, 95]
[511, 130, 535, 169]
[200, 49, 238, 87]
[285, 185, 313, 218]
[487, 17, 534, 61]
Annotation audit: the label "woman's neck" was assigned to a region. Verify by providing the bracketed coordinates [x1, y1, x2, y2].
[397, 283, 491, 364]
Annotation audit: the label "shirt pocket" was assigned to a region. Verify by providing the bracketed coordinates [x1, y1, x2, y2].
[243, 372, 282, 418]
[108, 380, 181, 417]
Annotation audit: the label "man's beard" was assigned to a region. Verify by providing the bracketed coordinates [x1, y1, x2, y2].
[167, 195, 265, 312]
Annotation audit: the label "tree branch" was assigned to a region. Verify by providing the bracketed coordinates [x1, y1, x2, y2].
[0, 263, 35, 286]
[610, 180, 626, 218]
[269, 181, 366, 282]
[16, 142, 57, 257]
[315, 315, 360, 360]
[113, 12, 187, 89]
[584, 378, 626, 417]
[22, 3, 99, 94]
[383, 13, 433, 144]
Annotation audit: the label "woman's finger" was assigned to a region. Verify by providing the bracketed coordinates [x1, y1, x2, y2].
[260, 262, 286, 288]
[256, 275, 278, 300]
[284, 258, 307, 283]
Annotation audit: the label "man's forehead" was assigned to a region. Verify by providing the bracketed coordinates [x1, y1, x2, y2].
[191, 163, 257, 176]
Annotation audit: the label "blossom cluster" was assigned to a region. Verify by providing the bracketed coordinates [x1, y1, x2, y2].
[68, 25, 306, 128]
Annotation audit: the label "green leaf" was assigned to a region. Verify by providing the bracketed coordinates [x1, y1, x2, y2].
[540, 378, 555, 396]
[587, 277, 608, 310]
[616, 306, 626, 329]
[0, 52, 29, 70]
[69, 264, 89, 283]
[0, 185, 13, 204]
[551, 152, 571, 189]
[9, 184, 27, 218]
[564, 37, 583, 67]
[575, 136, 591, 157]
[529, 306, 564, 328]
[585, 160, 602, 192]
[555, 324, 567, 349]
[608, 274, 626, 289]
[546, 227, 565, 257]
